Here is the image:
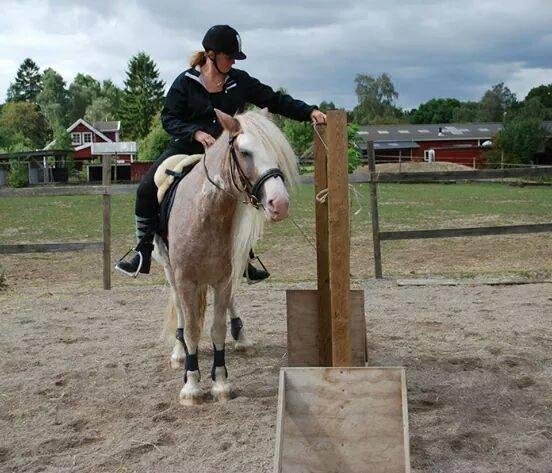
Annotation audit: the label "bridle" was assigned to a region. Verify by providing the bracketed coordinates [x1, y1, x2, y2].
[203, 132, 285, 209]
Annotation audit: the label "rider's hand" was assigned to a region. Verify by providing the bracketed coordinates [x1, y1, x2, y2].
[194, 130, 216, 148]
[311, 109, 327, 125]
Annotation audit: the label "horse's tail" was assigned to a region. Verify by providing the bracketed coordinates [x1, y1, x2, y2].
[162, 285, 208, 343]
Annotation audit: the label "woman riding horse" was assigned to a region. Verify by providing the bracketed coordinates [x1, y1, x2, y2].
[116, 24, 327, 279]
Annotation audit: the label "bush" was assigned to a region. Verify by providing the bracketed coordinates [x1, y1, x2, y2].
[138, 113, 170, 161]
[7, 159, 28, 187]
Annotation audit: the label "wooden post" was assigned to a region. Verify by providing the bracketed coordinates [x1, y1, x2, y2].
[368, 142, 383, 279]
[326, 110, 351, 366]
[399, 149, 402, 173]
[102, 155, 111, 290]
[314, 124, 332, 366]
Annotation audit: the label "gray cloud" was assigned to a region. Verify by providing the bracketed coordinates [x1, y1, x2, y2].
[1, 0, 551, 110]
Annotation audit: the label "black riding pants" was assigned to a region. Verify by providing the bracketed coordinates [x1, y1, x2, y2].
[135, 141, 197, 219]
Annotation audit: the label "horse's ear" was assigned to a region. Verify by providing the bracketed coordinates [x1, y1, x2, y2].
[214, 109, 241, 133]
[260, 107, 270, 118]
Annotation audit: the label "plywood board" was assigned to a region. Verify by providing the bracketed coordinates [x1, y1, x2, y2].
[274, 367, 410, 473]
[286, 289, 366, 367]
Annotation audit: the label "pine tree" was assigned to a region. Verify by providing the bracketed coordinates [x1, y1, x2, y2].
[120, 52, 165, 139]
[6, 58, 42, 102]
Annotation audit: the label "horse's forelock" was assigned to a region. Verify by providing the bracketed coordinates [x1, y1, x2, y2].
[235, 111, 299, 187]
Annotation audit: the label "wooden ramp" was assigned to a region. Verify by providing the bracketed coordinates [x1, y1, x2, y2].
[274, 367, 410, 473]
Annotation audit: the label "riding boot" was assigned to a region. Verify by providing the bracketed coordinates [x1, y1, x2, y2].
[244, 249, 270, 284]
[115, 216, 156, 277]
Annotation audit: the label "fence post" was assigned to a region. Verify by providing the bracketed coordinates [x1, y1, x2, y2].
[367, 141, 383, 279]
[102, 155, 111, 290]
[314, 124, 332, 366]
[326, 110, 351, 367]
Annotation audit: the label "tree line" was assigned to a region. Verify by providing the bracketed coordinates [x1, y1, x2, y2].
[1, 54, 551, 166]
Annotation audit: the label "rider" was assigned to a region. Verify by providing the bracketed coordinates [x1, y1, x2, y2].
[115, 25, 327, 279]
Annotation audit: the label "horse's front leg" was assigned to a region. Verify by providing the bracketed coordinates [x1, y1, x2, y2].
[228, 298, 254, 351]
[176, 280, 205, 406]
[211, 284, 232, 401]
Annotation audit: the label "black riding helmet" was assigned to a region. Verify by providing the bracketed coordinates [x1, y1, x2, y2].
[202, 25, 247, 60]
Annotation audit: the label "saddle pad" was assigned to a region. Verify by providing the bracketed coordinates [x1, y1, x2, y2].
[154, 153, 202, 203]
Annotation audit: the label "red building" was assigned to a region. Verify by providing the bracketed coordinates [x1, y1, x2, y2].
[358, 121, 552, 168]
[45, 119, 137, 163]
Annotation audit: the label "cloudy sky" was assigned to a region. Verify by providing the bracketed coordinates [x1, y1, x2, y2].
[1, 0, 551, 110]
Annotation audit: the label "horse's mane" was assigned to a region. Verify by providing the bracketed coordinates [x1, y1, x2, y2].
[229, 110, 300, 292]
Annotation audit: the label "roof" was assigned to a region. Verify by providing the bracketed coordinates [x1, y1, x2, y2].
[91, 142, 137, 154]
[92, 121, 121, 133]
[357, 121, 552, 143]
[44, 118, 113, 150]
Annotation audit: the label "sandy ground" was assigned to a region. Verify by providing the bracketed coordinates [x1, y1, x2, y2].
[1, 271, 551, 473]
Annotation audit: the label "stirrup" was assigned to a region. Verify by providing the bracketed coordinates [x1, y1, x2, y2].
[114, 247, 144, 278]
[246, 255, 270, 285]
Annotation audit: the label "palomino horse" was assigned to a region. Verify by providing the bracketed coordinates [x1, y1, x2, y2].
[153, 108, 298, 405]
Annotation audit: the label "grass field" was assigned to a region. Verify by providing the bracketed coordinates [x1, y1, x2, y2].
[1, 182, 551, 285]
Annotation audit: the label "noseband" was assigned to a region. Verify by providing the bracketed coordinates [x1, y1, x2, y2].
[204, 132, 285, 209]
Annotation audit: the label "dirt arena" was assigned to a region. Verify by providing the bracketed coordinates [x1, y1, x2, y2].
[1, 259, 551, 472]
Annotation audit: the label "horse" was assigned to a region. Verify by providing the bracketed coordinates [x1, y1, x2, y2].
[153, 108, 298, 405]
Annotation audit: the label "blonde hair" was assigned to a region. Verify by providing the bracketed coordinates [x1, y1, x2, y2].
[190, 51, 207, 68]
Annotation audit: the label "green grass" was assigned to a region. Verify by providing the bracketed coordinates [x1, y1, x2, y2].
[1, 183, 550, 245]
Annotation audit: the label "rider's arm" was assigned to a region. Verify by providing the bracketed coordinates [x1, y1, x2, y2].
[240, 70, 317, 122]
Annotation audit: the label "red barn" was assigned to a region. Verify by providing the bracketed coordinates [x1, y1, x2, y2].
[358, 121, 552, 168]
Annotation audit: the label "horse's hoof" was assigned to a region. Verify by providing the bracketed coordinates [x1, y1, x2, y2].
[234, 340, 255, 352]
[170, 356, 184, 370]
[211, 382, 232, 402]
[179, 386, 203, 406]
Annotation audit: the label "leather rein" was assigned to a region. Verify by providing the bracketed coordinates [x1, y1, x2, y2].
[203, 132, 285, 209]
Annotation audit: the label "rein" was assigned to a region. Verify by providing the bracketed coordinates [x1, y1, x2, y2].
[203, 132, 285, 209]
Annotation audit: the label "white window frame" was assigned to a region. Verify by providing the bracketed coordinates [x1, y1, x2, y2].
[71, 132, 81, 145]
[83, 132, 92, 144]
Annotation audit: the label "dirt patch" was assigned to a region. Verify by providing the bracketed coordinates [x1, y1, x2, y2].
[358, 162, 474, 173]
[1, 276, 551, 472]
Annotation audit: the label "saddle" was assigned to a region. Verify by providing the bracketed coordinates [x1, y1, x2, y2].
[154, 154, 202, 244]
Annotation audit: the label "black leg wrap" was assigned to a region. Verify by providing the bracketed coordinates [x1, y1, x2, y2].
[175, 328, 188, 354]
[230, 317, 243, 341]
[211, 345, 228, 381]
[184, 353, 199, 383]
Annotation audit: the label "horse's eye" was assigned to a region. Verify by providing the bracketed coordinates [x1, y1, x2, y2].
[241, 150, 253, 159]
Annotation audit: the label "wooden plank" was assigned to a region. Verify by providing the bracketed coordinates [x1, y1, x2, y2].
[0, 183, 137, 198]
[313, 124, 332, 366]
[273, 370, 286, 473]
[380, 223, 552, 240]
[275, 367, 410, 473]
[371, 166, 552, 183]
[326, 110, 351, 367]
[102, 155, 111, 290]
[367, 142, 383, 279]
[397, 278, 552, 287]
[0, 242, 103, 254]
[286, 290, 366, 367]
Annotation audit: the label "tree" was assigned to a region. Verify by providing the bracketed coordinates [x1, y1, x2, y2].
[138, 112, 170, 161]
[478, 82, 517, 122]
[120, 52, 165, 139]
[351, 73, 403, 124]
[67, 73, 101, 123]
[525, 84, 552, 108]
[489, 99, 547, 165]
[409, 98, 461, 124]
[0, 101, 50, 149]
[6, 58, 42, 102]
[36, 68, 69, 129]
[85, 97, 116, 123]
[100, 80, 123, 116]
[451, 101, 480, 122]
[319, 101, 336, 112]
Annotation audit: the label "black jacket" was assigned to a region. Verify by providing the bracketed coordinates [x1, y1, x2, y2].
[161, 67, 317, 155]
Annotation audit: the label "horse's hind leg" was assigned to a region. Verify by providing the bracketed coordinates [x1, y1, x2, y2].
[211, 284, 232, 401]
[228, 298, 254, 351]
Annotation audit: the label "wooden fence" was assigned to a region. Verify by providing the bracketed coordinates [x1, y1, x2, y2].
[0, 156, 137, 290]
[362, 141, 552, 278]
